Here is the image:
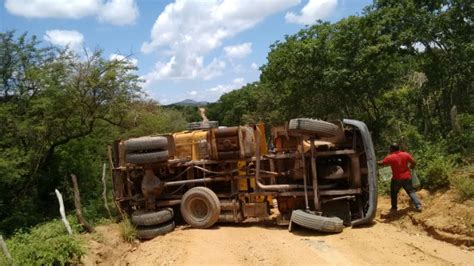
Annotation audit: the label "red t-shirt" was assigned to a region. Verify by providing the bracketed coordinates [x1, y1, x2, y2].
[382, 151, 414, 180]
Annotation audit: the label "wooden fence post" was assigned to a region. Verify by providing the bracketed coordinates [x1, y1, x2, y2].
[71, 174, 95, 233]
[55, 189, 73, 235]
[102, 163, 112, 218]
[0, 235, 14, 266]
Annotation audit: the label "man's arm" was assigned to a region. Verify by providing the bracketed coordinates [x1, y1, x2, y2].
[406, 153, 416, 169]
[378, 156, 390, 167]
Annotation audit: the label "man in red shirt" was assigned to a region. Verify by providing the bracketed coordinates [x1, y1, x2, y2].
[378, 143, 422, 212]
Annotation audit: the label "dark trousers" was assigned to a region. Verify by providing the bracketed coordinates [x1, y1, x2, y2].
[390, 178, 422, 210]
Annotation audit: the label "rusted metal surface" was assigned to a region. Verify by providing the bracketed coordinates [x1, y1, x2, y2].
[350, 154, 361, 188]
[301, 138, 310, 210]
[243, 202, 268, 218]
[310, 138, 321, 211]
[141, 169, 163, 210]
[164, 177, 229, 187]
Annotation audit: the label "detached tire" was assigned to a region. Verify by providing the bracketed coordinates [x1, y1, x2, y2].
[289, 118, 340, 137]
[137, 221, 175, 240]
[181, 187, 220, 229]
[131, 208, 174, 226]
[290, 209, 344, 233]
[124, 136, 168, 152]
[126, 150, 169, 164]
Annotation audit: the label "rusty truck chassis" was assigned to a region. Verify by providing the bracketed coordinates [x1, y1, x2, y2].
[111, 119, 377, 227]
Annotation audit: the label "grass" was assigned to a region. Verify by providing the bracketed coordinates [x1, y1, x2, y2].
[119, 218, 137, 243]
[0, 216, 84, 265]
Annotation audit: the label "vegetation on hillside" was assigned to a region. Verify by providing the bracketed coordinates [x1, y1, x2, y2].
[0, 31, 186, 237]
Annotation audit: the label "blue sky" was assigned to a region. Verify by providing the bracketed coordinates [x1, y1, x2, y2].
[1, 0, 371, 104]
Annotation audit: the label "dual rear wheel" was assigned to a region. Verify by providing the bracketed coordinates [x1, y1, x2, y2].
[131, 208, 175, 240]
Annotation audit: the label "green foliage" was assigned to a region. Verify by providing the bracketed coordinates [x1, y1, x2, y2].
[0, 31, 185, 235]
[207, 82, 265, 125]
[452, 174, 474, 201]
[119, 218, 137, 243]
[0, 217, 84, 265]
[166, 104, 203, 123]
[451, 164, 474, 201]
[418, 157, 453, 190]
[377, 167, 392, 195]
[446, 114, 474, 159]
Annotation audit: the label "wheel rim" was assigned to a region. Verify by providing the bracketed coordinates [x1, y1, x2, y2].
[189, 198, 209, 221]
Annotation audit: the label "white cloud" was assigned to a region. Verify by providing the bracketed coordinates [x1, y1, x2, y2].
[143, 56, 226, 85]
[205, 79, 246, 101]
[141, 0, 299, 82]
[44, 30, 84, 51]
[4, 0, 138, 25]
[286, 0, 337, 25]
[109, 53, 138, 66]
[251, 62, 259, 70]
[224, 43, 252, 59]
[98, 0, 139, 25]
[188, 90, 198, 96]
[233, 78, 245, 85]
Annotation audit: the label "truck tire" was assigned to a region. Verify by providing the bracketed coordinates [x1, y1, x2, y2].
[124, 136, 168, 152]
[137, 221, 175, 240]
[131, 208, 174, 226]
[290, 209, 344, 233]
[289, 118, 340, 137]
[181, 187, 221, 229]
[126, 150, 169, 164]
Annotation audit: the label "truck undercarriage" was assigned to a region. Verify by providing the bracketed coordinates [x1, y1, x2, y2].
[110, 118, 377, 239]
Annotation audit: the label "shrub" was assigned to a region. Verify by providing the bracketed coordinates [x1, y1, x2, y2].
[453, 175, 474, 201]
[0, 217, 84, 265]
[119, 218, 137, 243]
[419, 157, 453, 189]
[452, 171, 474, 201]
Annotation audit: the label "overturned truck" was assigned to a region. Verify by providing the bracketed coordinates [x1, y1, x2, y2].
[110, 118, 377, 239]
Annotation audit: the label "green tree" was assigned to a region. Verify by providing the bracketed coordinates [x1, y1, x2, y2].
[0, 31, 142, 234]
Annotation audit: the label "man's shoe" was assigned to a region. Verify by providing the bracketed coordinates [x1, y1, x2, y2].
[415, 206, 422, 212]
[389, 208, 397, 213]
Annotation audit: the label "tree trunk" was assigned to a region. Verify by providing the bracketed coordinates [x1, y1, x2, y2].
[70, 174, 95, 233]
[450, 105, 461, 134]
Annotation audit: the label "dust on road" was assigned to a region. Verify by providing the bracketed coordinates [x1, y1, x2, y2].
[84, 220, 473, 266]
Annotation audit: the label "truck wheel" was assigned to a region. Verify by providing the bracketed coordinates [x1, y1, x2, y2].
[290, 209, 344, 233]
[137, 221, 175, 240]
[124, 136, 168, 152]
[126, 150, 169, 164]
[181, 187, 220, 229]
[289, 118, 340, 137]
[131, 208, 174, 226]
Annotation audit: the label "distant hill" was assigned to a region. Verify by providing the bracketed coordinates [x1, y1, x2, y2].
[167, 99, 210, 106]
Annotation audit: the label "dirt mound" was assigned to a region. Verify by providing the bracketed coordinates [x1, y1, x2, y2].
[377, 189, 474, 247]
[80, 224, 137, 265]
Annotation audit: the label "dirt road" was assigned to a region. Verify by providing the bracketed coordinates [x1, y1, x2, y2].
[85, 219, 473, 265]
